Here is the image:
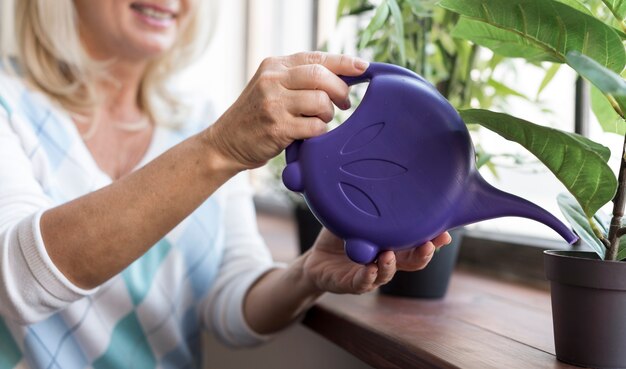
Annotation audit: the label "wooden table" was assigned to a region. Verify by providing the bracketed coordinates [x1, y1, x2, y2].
[302, 270, 578, 369]
[257, 212, 576, 369]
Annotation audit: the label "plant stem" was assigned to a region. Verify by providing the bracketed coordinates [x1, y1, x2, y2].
[461, 44, 479, 108]
[422, 17, 431, 76]
[418, 17, 426, 75]
[607, 134, 626, 261]
[589, 217, 611, 248]
[608, 95, 625, 118]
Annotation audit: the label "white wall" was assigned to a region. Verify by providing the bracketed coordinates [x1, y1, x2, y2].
[246, 0, 314, 78]
[177, 0, 248, 114]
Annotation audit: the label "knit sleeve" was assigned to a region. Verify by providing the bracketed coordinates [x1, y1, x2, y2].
[202, 172, 287, 347]
[0, 97, 97, 325]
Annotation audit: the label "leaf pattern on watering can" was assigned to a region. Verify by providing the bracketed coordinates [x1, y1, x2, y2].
[340, 159, 408, 179]
[337, 118, 410, 217]
[339, 182, 381, 217]
[341, 122, 385, 154]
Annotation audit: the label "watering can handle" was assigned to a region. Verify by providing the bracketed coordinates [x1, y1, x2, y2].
[284, 62, 424, 163]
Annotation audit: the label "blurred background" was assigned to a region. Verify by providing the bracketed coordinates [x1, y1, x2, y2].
[182, 0, 618, 241]
[2, 0, 617, 367]
[175, 0, 618, 367]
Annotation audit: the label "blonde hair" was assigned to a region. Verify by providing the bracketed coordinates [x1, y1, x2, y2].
[0, 0, 215, 128]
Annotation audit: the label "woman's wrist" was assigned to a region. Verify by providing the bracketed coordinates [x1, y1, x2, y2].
[243, 254, 324, 335]
[287, 251, 326, 299]
[194, 127, 244, 178]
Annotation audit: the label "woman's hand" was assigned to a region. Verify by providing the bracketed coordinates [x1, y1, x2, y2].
[302, 229, 453, 295]
[243, 228, 452, 334]
[205, 52, 369, 171]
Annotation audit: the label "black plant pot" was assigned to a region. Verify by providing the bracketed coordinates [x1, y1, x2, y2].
[294, 204, 322, 255]
[379, 228, 463, 299]
[545, 250, 626, 368]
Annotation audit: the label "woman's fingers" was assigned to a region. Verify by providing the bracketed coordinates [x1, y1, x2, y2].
[394, 232, 452, 272]
[395, 242, 436, 271]
[350, 251, 396, 294]
[432, 232, 452, 248]
[374, 251, 396, 286]
[282, 52, 369, 108]
[289, 117, 328, 140]
[284, 51, 369, 77]
[283, 64, 351, 109]
[286, 90, 335, 122]
[207, 52, 365, 170]
[353, 264, 378, 294]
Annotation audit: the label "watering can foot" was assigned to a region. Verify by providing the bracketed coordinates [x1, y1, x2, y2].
[282, 162, 304, 192]
[345, 239, 379, 264]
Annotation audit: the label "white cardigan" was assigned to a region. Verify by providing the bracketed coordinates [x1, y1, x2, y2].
[0, 71, 279, 369]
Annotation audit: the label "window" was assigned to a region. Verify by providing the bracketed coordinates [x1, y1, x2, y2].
[184, 1, 597, 252]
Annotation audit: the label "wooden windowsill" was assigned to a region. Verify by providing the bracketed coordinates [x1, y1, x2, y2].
[302, 269, 577, 369]
[256, 212, 577, 369]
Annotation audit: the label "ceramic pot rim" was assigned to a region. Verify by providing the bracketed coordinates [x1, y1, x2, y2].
[544, 250, 626, 291]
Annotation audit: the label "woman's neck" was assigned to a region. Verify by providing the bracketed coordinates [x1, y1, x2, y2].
[97, 61, 147, 123]
[76, 60, 155, 180]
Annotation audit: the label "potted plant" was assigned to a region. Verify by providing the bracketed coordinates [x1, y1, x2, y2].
[415, 0, 626, 367]
[336, 0, 544, 298]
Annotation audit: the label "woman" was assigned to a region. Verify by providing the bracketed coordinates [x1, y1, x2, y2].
[0, 0, 451, 368]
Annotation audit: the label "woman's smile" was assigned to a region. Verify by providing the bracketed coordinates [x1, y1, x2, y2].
[72, 0, 192, 61]
[130, 2, 179, 29]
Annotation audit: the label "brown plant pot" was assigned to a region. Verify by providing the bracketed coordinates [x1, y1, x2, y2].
[294, 204, 322, 255]
[379, 228, 463, 299]
[545, 250, 626, 368]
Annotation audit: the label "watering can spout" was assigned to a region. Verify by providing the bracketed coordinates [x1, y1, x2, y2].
[449, 174, 579, 244]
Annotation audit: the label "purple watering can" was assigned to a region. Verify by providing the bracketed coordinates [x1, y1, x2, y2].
[282, 62, 578, 264]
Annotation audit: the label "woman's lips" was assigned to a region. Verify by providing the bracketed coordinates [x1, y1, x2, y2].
[130, 2, 178, 29]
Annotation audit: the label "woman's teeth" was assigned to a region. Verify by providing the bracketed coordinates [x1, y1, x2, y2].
[132, 5, 174, 20]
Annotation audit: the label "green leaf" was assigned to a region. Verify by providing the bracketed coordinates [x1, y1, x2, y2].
[475, 151, 492, 169]
[566, 51, 626, 118]
[557, 193, 606, 259]
[450, 18, 559, 62]
[337, 0, 352, 19]
[554, 0, 593, 14]
[487, 78, 529, 99]
[387, 0, 406, 66]
[337, 0, 375, 18]
[359, 1, 390, 50]
[405, 0, 438, 16]
[484, 160, 499, 179]
[439, 0, 626, 72]
[618, 235, 626, 260]
[459, 109, 617, 218]
[601, 0, 626, 26]
[537, 64, 561, 98]
[566, 134, 611, 162]
[591, 85, 626, 134]
[335, 0, 348, 19]
[486, 53, 503, 69]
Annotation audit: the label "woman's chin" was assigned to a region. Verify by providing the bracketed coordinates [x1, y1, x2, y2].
[125, 37, 177, 60]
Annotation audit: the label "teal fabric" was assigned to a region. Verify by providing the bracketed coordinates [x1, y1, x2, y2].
[92, 312, 156, 369]
[0, 318, 21, 368]
[123, 239, 173, 306]
[0, 94, 11, 116]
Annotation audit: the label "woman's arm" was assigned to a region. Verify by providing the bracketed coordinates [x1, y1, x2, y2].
[40, 52, 368, 290]
[243, 230, 452, 335]
[41, 134, 236, 289]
